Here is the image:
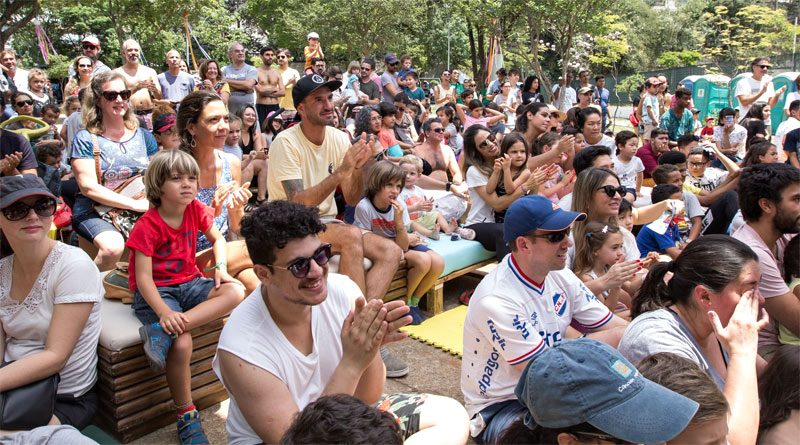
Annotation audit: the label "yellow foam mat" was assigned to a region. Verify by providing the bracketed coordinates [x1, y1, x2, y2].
[399, 305, 468, 357]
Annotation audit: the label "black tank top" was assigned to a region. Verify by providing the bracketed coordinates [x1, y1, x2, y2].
[239, 133, 255, 155]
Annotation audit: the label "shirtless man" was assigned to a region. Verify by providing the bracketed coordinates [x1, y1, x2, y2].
[114, 39, 161, 130]
[413, 117, 468, 196]
[255, 46, 285, 129]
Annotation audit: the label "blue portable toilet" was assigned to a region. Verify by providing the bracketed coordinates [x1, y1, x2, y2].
[680, 74, 730, 122]
[770, 72, 799, 133]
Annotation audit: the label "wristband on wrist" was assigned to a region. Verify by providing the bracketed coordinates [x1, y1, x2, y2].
[445, 181, 452, 192]
[521, 184, 527, 195]
[203, 261, 227, 272]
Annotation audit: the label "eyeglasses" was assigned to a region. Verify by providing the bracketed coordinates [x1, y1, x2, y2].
[396, 107, 406, 113]
[389, 62, 399, 66]
[14, 99, 34, 107]
[597, 185, 627, 198]
[757, 64, 771, 69]
[267, 243, 332, 278]
[442, 72, 451, 77]
[689, 161, 707, 167]
[527, 227, 571, 243]
[82, 44, 98, 50]
[360, 66, 372, 71]
[101, 89, 132, 101]
[78, 63, 92, 68]
[431, 127, 445, 133]
[478, 134, 497, 148]
[2, 198, 57, 221]
[277, 55, 287, 59]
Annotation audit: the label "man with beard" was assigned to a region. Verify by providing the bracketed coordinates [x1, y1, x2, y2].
[255, 46, 285, 128]
[68, 35, 111, 78]
[114, 39, 161, 129]
[266, 74, 409, 377]
[733, 163, 800, 360]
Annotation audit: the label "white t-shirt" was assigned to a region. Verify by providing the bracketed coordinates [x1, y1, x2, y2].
[686, 168, 728, 192]
[613, 156, 645, 190]
[267, 124, 350, 218]
[735, 75, 775, 120]
[558, 192, 573, 212]
[461, 254, 613, 419]
[551, 84, 576, 113]
[0, 243, 102, 397]
[776, 117, 800, 152]
[465, 166, 494, 226]
[212, 274, 362, 445]
[783, 91, 800, 112]
[713, 125, 747, 158]
[353, 196, 410, 238]
[399, 185, 427, 220]
[589, 134, 616, 152]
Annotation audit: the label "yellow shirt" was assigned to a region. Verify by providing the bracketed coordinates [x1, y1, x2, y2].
[278, 67, 300, 110]
[267, 124, 350, 217]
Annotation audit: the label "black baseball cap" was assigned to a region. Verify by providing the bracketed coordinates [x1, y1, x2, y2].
[0, 174, 56, 209]
[292, 74, 342, 109]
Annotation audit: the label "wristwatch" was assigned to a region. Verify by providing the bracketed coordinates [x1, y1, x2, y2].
[445, 181, 452, 192]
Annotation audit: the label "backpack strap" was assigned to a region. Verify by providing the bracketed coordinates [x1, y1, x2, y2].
[91, 133, 102, 186]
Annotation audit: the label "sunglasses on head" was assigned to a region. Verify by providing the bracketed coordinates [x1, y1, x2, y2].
[82, 44, 98, 50]
[597, 185, 627, 198]
[15, 99, 33, 107]
[478, 134, 497, 148]
[528, 227, 571, 243]
[101, 89, 132, 101]
[268, 243, 332, 278]
[2, 197, 57, 221]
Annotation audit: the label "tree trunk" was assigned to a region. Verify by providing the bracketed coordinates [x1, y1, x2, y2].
[467, 17, 479, 87]
[0, 1, 41, 51]
[477, 25, 486, 90]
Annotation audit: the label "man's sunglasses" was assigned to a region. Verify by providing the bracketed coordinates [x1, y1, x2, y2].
[2, 198, 57, 221]
[478, 134, 497, 148]
[528, 227, 571, 243]
[597, 185, 627, 198]
[431, 128, 445, 133]
[268, 243, 332, 278]
[82, 44, 98, 50]
[360, 66, 372, 71]
[102, 89, 132, 101]
[15, 99, 33, 107]
[757, 64, 771, 69]
[277, 55, 287, 59]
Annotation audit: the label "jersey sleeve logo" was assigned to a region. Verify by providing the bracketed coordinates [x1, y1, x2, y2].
[611, 359, 632, 378]
[552, 292, 567, 317]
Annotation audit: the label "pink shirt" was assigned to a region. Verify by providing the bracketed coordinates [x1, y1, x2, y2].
[731, 223, 796, 347]
[463, 114, 489, 131]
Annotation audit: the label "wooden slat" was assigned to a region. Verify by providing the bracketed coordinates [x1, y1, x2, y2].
[98, 351, 215, 400]
[383, 286, 407, 302]
[97, 318, 225, 364]
[111, 370, 220, 419]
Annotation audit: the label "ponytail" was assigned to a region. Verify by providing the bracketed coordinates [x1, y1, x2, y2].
[631, 262, 671, 318]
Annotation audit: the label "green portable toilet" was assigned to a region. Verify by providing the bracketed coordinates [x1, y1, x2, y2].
[683, 74, 730, 122]
[770, 72, 799, 133]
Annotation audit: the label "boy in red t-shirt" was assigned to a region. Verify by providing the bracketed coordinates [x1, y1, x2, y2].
[126, 150, 245, 444]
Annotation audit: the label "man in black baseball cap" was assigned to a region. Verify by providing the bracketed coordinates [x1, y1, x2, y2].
[267, 73, 411, 377]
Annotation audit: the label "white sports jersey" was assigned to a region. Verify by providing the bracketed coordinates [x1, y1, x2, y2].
[461, 253, 613, 418]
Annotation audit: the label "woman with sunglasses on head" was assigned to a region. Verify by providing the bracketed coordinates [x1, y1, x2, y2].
[619, 235, 769, 445]
[69, 71, 157, 271]
[462, 125, 544, 261]
[176, 90, 259, 293]
[433, 70, 456, 106]
[64, 56, 94, 98]
[0, 174, 103, 430]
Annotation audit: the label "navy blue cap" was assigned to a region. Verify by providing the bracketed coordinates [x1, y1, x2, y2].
[503, 195, 586, 243]
[515, 339, 699, 444]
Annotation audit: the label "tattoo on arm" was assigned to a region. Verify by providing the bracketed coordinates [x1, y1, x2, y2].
[282, 179, 304, 201]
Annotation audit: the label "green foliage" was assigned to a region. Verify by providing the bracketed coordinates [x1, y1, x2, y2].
[44, 53, 70, 81]
[587, 15, 629, 72]
[656, 50, 702, 69]
[617, 73, 644, 96]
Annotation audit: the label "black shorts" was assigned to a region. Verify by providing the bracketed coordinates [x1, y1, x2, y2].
[54, 388, 98, 430]
[256, 103, 280, 129]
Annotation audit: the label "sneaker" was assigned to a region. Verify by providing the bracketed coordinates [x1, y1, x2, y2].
[381, 346, 409, 378]
[139, 323, 174, 372]
[456, 227, 476, 240]
[459, 289, 474, 306]
[177, 410, 209, 444]
[407, 306, 427, 325]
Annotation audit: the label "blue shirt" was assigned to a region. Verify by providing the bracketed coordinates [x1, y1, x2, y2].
[783, 127, 799, 164]
[636, 221, 680, 257]
[659, 108, 695, 142]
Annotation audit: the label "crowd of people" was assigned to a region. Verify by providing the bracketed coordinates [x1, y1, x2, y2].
[0, 31, 799, 445]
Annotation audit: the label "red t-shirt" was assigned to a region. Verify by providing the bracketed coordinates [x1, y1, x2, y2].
[700, 126, 714, 137]
[126, 199, 214, 290]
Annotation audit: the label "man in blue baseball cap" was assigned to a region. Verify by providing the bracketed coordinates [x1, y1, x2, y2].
[460, 195, 629, 444]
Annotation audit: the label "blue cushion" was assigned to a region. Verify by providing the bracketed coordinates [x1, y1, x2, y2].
[425, 237, 496, 277]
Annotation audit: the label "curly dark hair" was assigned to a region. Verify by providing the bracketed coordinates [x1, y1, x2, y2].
[280, 394, 402, 445]
[759, 345, 800, 437]
[241, 200, 326, 267]
[738, 163, 800, 223]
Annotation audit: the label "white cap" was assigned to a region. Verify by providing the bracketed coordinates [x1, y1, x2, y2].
[307, 32, 319, 40]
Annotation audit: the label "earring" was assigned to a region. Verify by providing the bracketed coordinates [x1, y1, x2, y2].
[190, 136, 196, 149]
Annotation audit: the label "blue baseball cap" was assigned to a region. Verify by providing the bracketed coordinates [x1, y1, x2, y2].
[503, 195, 586, 243]
[515, 339, 699, 444]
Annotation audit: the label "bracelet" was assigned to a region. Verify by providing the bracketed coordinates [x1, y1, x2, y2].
[521, 184, 527, 195]
[203, 261, 227, 272]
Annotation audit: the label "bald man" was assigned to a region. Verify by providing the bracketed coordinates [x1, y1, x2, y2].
[115, 39, 161, 129]
[157, 49, 195, 108]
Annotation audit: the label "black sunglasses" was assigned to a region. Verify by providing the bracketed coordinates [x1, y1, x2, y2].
[478, 134, 496, 148]
[597, 185, 627, 198]
[15, 99, 33, 107]
[757, 64, 771, 69]
[2, 198, 56, 221]
[360, 66, 372, 71]
[431, 128, 445, 133]
[528, 227, 571, 243]
[82, 44, 98, 50]
[102, 89, 132, 101]
[78, 63, 92, 68]
[268, 243, 332, 278]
